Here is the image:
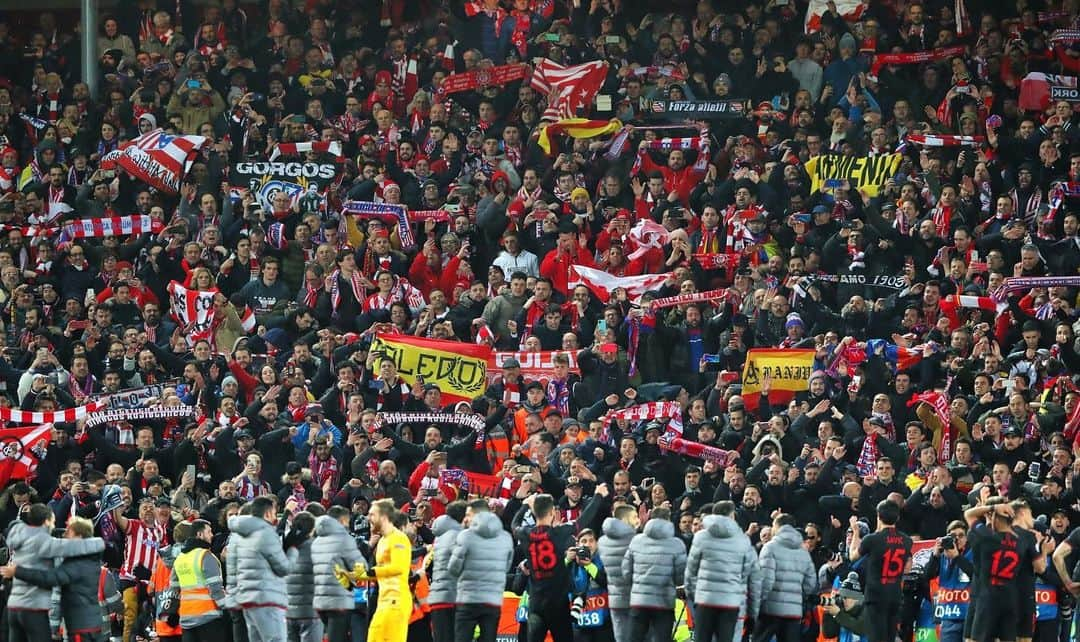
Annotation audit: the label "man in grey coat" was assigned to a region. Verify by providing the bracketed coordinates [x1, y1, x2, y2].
[622, 506, 687, 642]
[686, 501, 762, 642]
[5, 504, 105, 642]
[428, 502, 465, 642]
[310, 506, 367, 642]
[597, 503, 639, 641]
[283, 511, 322, 642]
[230, 496, 293, 642]
[447, 499, 514, 642]
[757, 513, 817, 642]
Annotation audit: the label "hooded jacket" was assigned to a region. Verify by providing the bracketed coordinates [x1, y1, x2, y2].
[428, 515, 462, 606]
[622, 518, 687, 610]
[228, 515, 291, 609]
[447, 511, 513, 607]
[598, 517, 636, 610]
[686, 515, 762, 616]
[6, 521, 105, 610]
[310, 515, 366, 611]
[759, 524, 817, 618]
[285, 537, 317, 620]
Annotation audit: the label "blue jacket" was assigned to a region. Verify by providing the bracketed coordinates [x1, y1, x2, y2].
[292, 420, 343, 449]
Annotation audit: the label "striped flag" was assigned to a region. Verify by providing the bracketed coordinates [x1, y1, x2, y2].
[239, 305, 257, 332]
[115, 129, 207, 193]
[569, 265, 671, 302]
[269, 140, 343, 161]
[530, 59, 608, 121]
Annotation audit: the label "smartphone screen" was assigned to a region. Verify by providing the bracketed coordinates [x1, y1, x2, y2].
[186, 464, 196, 480]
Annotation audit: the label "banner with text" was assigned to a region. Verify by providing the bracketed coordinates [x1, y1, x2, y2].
[371, 334, 491, 404]
[230, 161, 337, 212]
[740, 348, 815, 411]
[648, 99, 748, 119]
[805, 153, 902, 197]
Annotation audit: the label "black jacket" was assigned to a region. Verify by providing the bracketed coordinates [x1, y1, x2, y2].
[15, 551, 122, 634]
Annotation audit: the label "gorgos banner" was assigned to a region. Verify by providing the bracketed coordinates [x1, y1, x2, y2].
[230, 161, 338, 212]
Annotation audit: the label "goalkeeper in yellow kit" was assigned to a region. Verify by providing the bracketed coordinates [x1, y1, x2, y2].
[364, 499, 413, 642]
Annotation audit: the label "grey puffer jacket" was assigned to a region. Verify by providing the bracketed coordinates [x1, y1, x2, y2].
[6, 521, 105, 610]
[759, 524, 817, 618]
[686, 515, 762, 616]
[622, 518, 687, 610]
[285, 539, 317, 619]
[228, 515, 291, 608]
[428, 515, 462, 606]
[447, 511, 513, 607]
[598, 517, 636, 610]
[310, 516, 366, 611]
[223, 532, 239, 609]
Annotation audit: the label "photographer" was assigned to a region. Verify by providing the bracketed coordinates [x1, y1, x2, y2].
[821, 572, 869, 642]
[567, 528, 613, 642]
[922, 520, 973, 642]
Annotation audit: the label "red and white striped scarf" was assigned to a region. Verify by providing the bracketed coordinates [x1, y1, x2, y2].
[329, 269, 365, 313]
[905, 134, 984, 147]
[1010, 187, 1044, 224]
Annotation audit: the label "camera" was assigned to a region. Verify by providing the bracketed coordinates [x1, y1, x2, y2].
[575, 546, 591, 561]
[820, 594, 838, 607]
[940, 535, 955, 550]
[250, 93, 266, 102]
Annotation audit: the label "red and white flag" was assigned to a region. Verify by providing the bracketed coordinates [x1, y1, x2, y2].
[166, 281, 218, 344]
[569, 264, 671, 302]
[626, 219, 670, 260]
[0, 401, 107, 425]
[64, 215, 164, 238]
[1020, 72, 1078, 111]
[805, 0, 866, 33]
[116, 129, 207, 193]
[531, 59, 608, 121]
[269, 140, 343, 161]
[101, 128, 180, 168]
[239, 305, 257, 333]
[0, 424, 52, 485]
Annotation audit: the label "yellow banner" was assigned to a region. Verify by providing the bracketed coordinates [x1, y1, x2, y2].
[740, 348, 816, 409]
[371, 334, 491, 403]
[805, 153, 901, 197]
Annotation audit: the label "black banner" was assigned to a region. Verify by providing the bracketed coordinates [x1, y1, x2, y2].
[1051, 86, 1080, 102]
[229, 161, 338, 212]
[648, 99, 749, 119]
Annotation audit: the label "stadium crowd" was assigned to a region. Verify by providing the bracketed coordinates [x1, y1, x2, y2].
[2, 0, 1080, 641]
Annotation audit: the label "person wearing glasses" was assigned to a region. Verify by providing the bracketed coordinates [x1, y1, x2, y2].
[922, 520, 973, 642]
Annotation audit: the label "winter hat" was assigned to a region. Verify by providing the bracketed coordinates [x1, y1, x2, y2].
[839, 33, 857, 51]
[785, 313, 804, 329]
[838, 571, 864, 602]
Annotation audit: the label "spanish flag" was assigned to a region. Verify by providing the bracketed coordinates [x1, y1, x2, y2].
[538, 117, 623, 156]
[371, 334, 491, 403]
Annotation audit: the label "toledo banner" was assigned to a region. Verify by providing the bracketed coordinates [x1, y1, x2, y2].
[740, 348, 815, 411]
[371, 334, 491, 403]
[805, 153, 901, 197]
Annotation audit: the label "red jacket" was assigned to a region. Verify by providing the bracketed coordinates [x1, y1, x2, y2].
[539, 248, 596, 295]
